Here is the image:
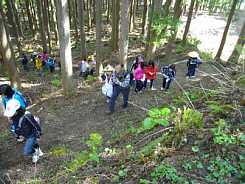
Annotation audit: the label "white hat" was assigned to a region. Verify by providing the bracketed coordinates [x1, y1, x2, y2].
[4, 99, 21, 118]
[103, 65, 114, 72]
[188, 51, 199, 58]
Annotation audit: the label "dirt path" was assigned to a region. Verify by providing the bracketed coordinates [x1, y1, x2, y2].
[0, 59, 219, 182]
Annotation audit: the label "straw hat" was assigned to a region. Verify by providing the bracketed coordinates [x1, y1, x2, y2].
[103, 65, 114, 72]
[188, 51, 199, 58]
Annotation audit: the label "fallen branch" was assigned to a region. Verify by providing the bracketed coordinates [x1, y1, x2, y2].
[128, 101, 149, 112]
[174, 79, 195, 109]
[136, 125, 174, 145]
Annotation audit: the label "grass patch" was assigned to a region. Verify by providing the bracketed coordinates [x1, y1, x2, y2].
[49, 146, 71, 157]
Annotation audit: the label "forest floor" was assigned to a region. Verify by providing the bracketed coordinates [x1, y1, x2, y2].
[0, 12, 245, 184]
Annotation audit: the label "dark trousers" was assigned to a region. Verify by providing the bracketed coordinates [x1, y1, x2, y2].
[135, 80, 143, 92]
[50, 66, 55, 73]
[187, 66, 196, 77]
[162, 77, 172, 90]
[143, 79, 154, 89]
[109, 85, 130, 112]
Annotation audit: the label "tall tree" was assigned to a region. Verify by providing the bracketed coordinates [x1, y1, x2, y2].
[142, 0, 150, 38]
[129, 0, 136, 32]
[182, 0, 195, 42]
[172, 0, 183, 39]
[145, 0, 162, 60]
[43, 0, 52, 52]
[5, 0, 22, 54]
[10, 0, 23, 37]
[228, 21, 245, 63]
[215, 0, 238, 60]
[87, 0, 92, 31]
[95, 0, 103, 76]
[119, 0, 129, 67]
[56, 0, 75, 95]
[163, 0, 172, 16]
[77, 0, 87, 59]
[37, 0, 48, 51]
[0, 10, 20, 88]
[111, 0, 120, 51]
[50, 0, 59, 44]
[25, 0, 35, 37]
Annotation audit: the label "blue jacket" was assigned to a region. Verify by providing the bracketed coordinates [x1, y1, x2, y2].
[2, 90, 27, 110]
[161, 66, 176, 79]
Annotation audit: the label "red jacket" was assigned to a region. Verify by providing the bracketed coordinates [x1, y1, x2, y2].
[145, 65, 158, 80]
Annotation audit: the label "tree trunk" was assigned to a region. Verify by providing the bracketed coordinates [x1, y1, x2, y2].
[37, 0, 48, 51]
[182, 0, 195, 42]
[106, 0, 110, 23]
[228, 21, 245, 63]
[56, 0, 75, 96]
[119, 0, 129, 68]
[95, 0, 103, 76]
[163, 0, 172, 16]
[142, 0, 150, 38]
[87, 0, 92, 31]
[145, 0, 162, 60]
[77, 0, 87, 59]
[25, 0, 35, 37]
[174, 0, 183, 20]
[215, 0, 238, 60]
[74, 0, 79, 40]
[111, 0, 120, 51]
[43, 0, 52, 52]
[0, 11, 20, 88]
[11, 0, 23, 37]
[5, 0, 22, 55]
[30, 0, 38, 33]
[50, 0, 59, 45]
[129, 0, 136, 32]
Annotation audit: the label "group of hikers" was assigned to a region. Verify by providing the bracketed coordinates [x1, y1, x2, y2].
[101, 51, 202, 114]
[20, 50, 59, 76]
[0, 50, 201, 163]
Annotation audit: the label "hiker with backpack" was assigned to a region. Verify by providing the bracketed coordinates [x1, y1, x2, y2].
[21, 53, 29, 71]
[101, 65, 114, 103]
[3, 99, 43, 163]
[35, 55, 44, 77]
[79, 57, 90, 79]
[0, 84, 28, 142]
[107, 64, 131, 114]
[186, 51, 202, 78]
[47, 57, 55, 73]
[144, 60, 158, 90]
[161, 64, 176, 91]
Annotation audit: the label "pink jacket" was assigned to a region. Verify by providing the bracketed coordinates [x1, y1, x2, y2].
[134, 65, 144, 80]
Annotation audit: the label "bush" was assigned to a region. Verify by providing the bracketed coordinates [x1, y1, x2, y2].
[200, 51, 213, 62]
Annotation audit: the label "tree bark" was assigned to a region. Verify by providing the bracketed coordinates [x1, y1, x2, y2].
[37, 0, 48, 51]
[0, 10, 20, 88]
[215, 0, 238, 60]
[119, 0, 129, 68]
[77, 0, 87, 59]
[111, 0, 120, 51]
[228, 21, 245, 63]
[30, 0, 38, 33]
[50, 0, 59, 45]
[95, 0, 103, 76]
[87, 0, 92, 31]
[56, 0, 75, 96]
[129, 0, 136, 32]
[142, 0, 150, 38]
[182, 0, 195, 42]
[43, 0, 52, 52]
[163, 0, 172, 16]
[106, 0, 110, 23]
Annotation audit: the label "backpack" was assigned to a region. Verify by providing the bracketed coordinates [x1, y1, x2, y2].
[14, 90, 29, 108]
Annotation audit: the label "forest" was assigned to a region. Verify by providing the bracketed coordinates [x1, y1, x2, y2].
[0, 0, 245, 183]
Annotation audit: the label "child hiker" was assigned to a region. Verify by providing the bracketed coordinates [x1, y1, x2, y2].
[47, 57, 55, 73]
[35, 55, 43, 77]
[161, 64, 176, 91]
[79, 58, 90, 79]
[186, 51, 202, 78]
[133, 59, 144, 93]
[0, 84, 28, 142]
[144, 60, 158, 90]
[101, 65, 114, 103]
[4, 99, 43, 163]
